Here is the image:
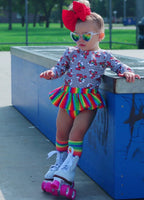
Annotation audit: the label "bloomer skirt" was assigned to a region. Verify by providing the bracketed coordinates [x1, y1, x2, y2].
[49, 85, 105, 119]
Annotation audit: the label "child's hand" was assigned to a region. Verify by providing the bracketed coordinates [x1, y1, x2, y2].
[118, 72, 141, 83]
[40, 70, 55, 80]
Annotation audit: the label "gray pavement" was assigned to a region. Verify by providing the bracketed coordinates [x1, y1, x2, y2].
[0, 49, 143, 200]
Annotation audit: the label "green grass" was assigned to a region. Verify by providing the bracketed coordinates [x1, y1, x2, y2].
[0, 23, 137, 51]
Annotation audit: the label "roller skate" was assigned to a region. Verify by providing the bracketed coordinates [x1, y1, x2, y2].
[42, 147, 79, 199]
[42, 177, 76, 200]
[41, 150, 67, 192]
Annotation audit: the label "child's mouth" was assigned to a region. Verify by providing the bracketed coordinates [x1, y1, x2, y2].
[79, 44, 85, 47]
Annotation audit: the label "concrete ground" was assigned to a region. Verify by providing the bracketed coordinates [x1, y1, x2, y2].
[0, 49, 143, 200]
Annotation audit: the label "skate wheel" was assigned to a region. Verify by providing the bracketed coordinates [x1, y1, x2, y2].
[44, 181, 52, 193]
[60, 184, 68, 196]
[68, 188, 76, 200]
[51, 180, 60, 189]
[41, 181, 47, 191]
[50, 180, 60, 196]
[60, 185, 76, 200]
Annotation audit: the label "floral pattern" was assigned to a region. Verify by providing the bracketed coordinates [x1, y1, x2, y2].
[52, 46, 133, 89]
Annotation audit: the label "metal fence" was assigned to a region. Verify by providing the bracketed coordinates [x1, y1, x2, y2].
[0, 41, 137, 47]
[0, 0, 137, 49]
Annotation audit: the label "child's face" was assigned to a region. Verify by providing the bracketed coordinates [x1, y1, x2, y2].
[75, 20, 102, 51]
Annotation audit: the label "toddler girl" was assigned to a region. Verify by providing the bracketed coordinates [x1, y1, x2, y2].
[40, 0, 140, 187]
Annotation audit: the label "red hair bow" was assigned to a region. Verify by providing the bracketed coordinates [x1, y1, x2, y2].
[62, 1, 91, 32]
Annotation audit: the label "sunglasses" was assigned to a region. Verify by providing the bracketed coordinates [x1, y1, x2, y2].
[70, 32, 100, 42]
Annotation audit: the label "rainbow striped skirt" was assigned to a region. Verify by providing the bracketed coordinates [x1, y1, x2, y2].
[49, 85, 105, 118]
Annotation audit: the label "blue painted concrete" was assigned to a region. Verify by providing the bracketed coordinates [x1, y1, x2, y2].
[80, 91, 144, 199]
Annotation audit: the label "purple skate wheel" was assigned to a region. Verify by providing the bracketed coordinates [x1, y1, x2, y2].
[71, 188, 76, 200]
[45, 181, 52, 193]
[60, 184, 68, 196]
[51, 180, 60, 189]
[60, 185, 76, 200]
[50, 180, 60, 196]
[66, 187, 76, 200]
[41, 181, 47, 191]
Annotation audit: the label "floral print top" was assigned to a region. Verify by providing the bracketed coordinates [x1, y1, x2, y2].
[51, 46, 133, 89]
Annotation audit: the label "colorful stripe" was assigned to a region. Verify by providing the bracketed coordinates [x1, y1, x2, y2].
[67, 110, 80, 119]
[49, 85, 105, 118]
[63, 85, 97, 94]
[56, 138, 68, 152]
[68, 140, 83, 157]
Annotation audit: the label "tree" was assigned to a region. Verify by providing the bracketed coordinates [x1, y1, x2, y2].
[40, 0, 58, 28]
[0, 0, 12, 29]
[59, 0, 64, 28]
[89, 0, 136, 19]
[13, 0, 25, 27]
[29, 0, 42, 27]
[8, 0, 12, 30]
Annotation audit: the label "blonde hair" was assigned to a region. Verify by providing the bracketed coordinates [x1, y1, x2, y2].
[77, 0, 90, 7]
[69, 0, 90, 10]
[87, 12, 105, 33]
[69, 0, 104, 33]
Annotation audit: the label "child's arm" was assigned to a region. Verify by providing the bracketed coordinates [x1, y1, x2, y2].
[118, 72, 141, 83]
[105, 52, 141, 83]
[40, 48, 70, 80]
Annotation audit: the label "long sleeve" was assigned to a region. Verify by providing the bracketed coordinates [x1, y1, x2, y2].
[105, 52, 134, 74]
[51, 48, 70, 79]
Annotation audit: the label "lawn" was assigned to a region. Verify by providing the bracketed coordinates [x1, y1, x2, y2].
[0, 23, 137, 51]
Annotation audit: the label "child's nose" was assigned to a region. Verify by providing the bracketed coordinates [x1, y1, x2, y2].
[79, 35, 84, 41]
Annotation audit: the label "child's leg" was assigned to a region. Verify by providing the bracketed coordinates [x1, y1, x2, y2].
[69, 109, 97, 141]
[68, 109, 96, 157]
[54, 109, 97, 182]
[56, 108, 74, 143]
[44, 108, 74, 180]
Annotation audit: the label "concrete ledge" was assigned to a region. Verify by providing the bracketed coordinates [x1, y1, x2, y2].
[11, 46, 68, 68]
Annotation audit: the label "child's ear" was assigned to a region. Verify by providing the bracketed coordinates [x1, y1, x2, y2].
[99, 33, 105, 41]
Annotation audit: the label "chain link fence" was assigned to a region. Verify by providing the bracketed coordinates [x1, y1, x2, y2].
[0, 0, 137, 50]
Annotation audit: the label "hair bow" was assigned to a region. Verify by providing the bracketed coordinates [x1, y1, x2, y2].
[62, 1, 91, 32]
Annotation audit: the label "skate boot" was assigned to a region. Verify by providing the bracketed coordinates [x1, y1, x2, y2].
[54, 146, 79, 183]
[41, 150, 67, 192]
[44, 147, 79, 199]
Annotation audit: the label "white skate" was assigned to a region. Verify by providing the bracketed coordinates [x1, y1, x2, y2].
[54, 147, 79, 183]
[44, 150, 68, 180]
[41, 147, 78, 199]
